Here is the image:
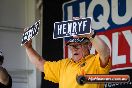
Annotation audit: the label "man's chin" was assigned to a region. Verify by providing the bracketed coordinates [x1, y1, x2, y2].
[73, 56, 81, 62]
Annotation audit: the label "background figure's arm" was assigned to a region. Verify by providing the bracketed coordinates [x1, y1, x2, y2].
[23, 40, 45, 72]
[0, 67, 9, 85]
[88, 32, 110, 67]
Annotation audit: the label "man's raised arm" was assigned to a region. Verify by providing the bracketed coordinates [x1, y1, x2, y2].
[87, 31, 110, 68]
[23, 40, 45, 72]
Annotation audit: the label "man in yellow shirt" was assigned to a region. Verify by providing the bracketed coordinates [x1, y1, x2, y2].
[23, 25, 111, 88]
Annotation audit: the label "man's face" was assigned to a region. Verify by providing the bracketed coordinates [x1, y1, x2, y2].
[68, 42, 89, 62]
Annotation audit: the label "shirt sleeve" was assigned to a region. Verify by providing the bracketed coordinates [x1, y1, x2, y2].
[43, 60, 63, 83]
[95, 54, 111, 74]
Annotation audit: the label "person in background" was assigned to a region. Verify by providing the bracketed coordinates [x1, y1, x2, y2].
[0, 51, 12, 88]
[23, 18, 111, 88]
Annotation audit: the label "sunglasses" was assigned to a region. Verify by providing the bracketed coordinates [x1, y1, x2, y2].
[68, 44, 83, 49]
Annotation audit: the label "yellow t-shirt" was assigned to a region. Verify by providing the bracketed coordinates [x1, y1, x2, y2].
[44, 54, 111, 88]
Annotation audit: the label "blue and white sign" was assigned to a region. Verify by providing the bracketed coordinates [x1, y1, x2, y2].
[53, 17, 92, 39]
[63, 0, 132, 87]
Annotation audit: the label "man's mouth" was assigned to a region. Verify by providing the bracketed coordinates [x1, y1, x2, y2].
[74, 53, 79, 55]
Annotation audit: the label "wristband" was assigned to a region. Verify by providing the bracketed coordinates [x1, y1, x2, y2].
[89, 31, 96, 41]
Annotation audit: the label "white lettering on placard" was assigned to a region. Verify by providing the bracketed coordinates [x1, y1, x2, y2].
[63, 24, 67, 34]
[72, 22, 77, 33]
[58, 25, 62, 35]
[21, 20, 40, 45]
[67, 23, 72, 35]
[78, 21, 82, 32]
[83, 20, 87, 31]
[56, 19, 90, 37]
[28, 29, 33, 40]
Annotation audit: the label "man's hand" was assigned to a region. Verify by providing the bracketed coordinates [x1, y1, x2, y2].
[23, 40, 32, 49]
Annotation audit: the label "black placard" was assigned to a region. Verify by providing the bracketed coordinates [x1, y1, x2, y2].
[21, 20, 40, 46]
[53, 17, 92, 39]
